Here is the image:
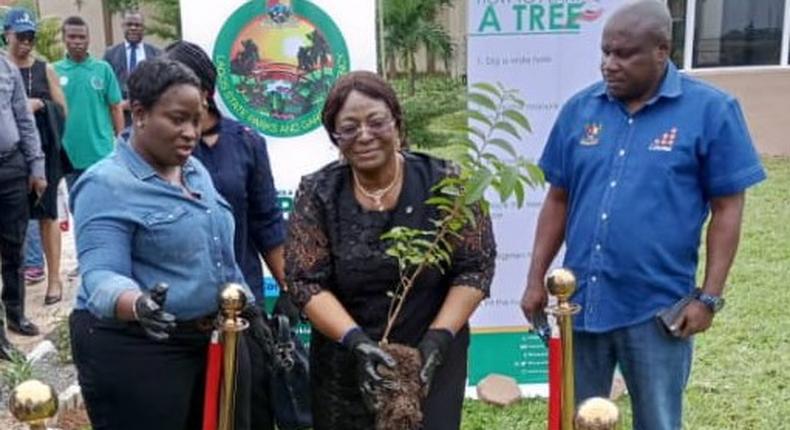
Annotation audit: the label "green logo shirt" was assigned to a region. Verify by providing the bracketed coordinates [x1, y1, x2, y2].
[55, 56, 122, 169]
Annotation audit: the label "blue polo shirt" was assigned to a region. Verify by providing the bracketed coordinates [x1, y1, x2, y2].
[540, 62, 766, 333]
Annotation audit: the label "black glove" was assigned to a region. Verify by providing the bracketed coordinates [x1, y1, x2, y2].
[134, 283, 176, 341]
[342, 327, 397, 412]
[530, 310, 551, 347]
[272, 293, 301, 326]
[417, 328, 454, 396]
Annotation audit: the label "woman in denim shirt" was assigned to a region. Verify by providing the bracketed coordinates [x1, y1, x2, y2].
[69, 58, 260, 430]
[164, 40, 288, 430]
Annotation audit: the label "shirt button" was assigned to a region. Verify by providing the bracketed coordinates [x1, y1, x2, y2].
[591, 276, 598, 283]
[216, 262, 221, 268]
[618, 149, 626, 157]
[627, 118, 634, 124]
[610, 180, 617, 188]
[601, 213, 608, 221]
[206, 209, 212, 214]
[213, 236, 219, 241]
[595, 244, 602, 251]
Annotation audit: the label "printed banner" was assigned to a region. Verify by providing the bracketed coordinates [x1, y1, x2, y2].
[181, 0, 376, 341]
[466, 0, 623, 394]
[181, 0, 377, 194]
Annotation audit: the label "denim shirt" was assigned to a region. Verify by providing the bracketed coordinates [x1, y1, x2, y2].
[71, 136, 253, 320]
[192, 118, 285, 298]
[540, 62, 765, 332]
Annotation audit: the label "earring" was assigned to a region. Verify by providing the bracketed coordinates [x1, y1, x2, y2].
[137, 122, 144, 128]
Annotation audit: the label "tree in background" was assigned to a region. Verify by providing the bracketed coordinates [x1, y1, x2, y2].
[104, 0, 180, 40]
[34, 16, 65, 62]
[383, 0, 454, 95]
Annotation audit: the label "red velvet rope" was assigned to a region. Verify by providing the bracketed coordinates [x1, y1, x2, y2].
[548, 336, 562, 430]
[202, 330, 223, 430]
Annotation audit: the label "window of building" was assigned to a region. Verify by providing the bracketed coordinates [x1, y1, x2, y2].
[668, 0, 687, 68]
[693, 0, 786, 67]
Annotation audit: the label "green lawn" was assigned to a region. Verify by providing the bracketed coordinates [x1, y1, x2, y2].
[461, 157, 790, 429]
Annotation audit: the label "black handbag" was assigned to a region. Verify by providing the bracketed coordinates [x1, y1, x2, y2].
[269, 313, 312, 429]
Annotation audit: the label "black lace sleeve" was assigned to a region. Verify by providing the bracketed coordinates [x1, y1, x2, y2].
[447, 201, 496, 297]
[284, 175, 332, 309]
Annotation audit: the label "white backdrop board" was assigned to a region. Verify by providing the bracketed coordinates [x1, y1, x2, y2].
[181, 0, 377, 193]
[465, 0, 624, 395]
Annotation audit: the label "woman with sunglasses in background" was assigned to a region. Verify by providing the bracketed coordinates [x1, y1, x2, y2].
[3, 8, 68, 312]
[285, 71, 496, 429]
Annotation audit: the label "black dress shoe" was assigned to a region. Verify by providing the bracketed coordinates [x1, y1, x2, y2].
[0, 338, 21, 361]
[6, 317, 40, 336]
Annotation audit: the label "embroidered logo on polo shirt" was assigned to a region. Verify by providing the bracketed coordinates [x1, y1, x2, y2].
[649, 127, 678, 152]
[90, 76, 105, 91]
[580, 123, 602, 146]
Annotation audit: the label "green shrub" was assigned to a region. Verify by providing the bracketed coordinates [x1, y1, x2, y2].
[1, 349, 35, 390]
[392, 76, 466, 149]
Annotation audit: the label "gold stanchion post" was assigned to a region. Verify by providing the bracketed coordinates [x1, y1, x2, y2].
[546, 268, 581, 430]
[9, 379, 58, 430]
[217, 283, 250, 430]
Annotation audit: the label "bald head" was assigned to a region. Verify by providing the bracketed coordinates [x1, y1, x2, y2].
[599, 0, 673, 108]
[605, 0, 672, 47]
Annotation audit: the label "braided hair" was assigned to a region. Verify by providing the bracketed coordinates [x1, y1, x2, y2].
[164, 40, 219, 114]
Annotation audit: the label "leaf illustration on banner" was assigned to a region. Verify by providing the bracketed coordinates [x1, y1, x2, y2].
[381, 82, 543, 343]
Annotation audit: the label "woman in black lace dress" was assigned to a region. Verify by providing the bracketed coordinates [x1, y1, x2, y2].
[285, 71, 496, 430]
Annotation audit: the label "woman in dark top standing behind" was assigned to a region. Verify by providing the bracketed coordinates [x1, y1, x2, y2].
[4, 8, 68, 307]
[285, 71, 496, 429]
[164, 41, 286, 300]
[164, 41, 286, 430]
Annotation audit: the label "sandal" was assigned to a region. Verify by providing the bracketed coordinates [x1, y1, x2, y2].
[44, 282, 63, 306]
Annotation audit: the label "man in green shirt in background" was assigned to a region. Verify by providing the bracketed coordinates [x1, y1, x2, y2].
[55, 16, 123, 181]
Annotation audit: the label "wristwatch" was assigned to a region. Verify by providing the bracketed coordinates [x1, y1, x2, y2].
[695, 290, 725, 313]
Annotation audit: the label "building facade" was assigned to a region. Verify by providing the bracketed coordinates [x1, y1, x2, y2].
[426, 0, 790, 155]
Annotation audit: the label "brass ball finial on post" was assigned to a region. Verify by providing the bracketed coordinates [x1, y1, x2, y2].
[546, 268, 581, 430]
[217, 283, 250, 430]
[575, 397, 621, 430]
[9, 379, 59, 430]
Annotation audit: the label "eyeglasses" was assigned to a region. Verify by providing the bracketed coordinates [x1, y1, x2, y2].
[332, 117, 395, 144]
[15, 31, 36, 43]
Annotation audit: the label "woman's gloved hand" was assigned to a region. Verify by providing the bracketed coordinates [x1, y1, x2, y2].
[341, 327, 397, 411]
[417, 328, 454, 396]
[134, 283, 176, 341]
[272, 294, 302, 326]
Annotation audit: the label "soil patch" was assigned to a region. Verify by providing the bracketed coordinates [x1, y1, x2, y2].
[377, 343, 423, 430]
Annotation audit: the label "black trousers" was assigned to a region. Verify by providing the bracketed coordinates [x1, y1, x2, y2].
[70, 310, 274, 430]
[0, 150, 30, 322]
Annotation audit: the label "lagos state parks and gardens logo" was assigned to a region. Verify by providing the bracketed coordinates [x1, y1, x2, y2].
[214, 0, 350, 137]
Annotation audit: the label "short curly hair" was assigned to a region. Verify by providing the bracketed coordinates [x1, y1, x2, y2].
[127, 57, 201, 110]
[321, 70, 407, 147]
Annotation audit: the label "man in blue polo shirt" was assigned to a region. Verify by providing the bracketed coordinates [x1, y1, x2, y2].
[521, 2, 765, 429]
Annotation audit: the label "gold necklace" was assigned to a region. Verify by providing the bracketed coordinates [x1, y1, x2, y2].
[353, 154, 402, 211]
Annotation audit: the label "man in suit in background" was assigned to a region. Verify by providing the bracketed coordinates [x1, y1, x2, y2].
[103, 10, 161, 127]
